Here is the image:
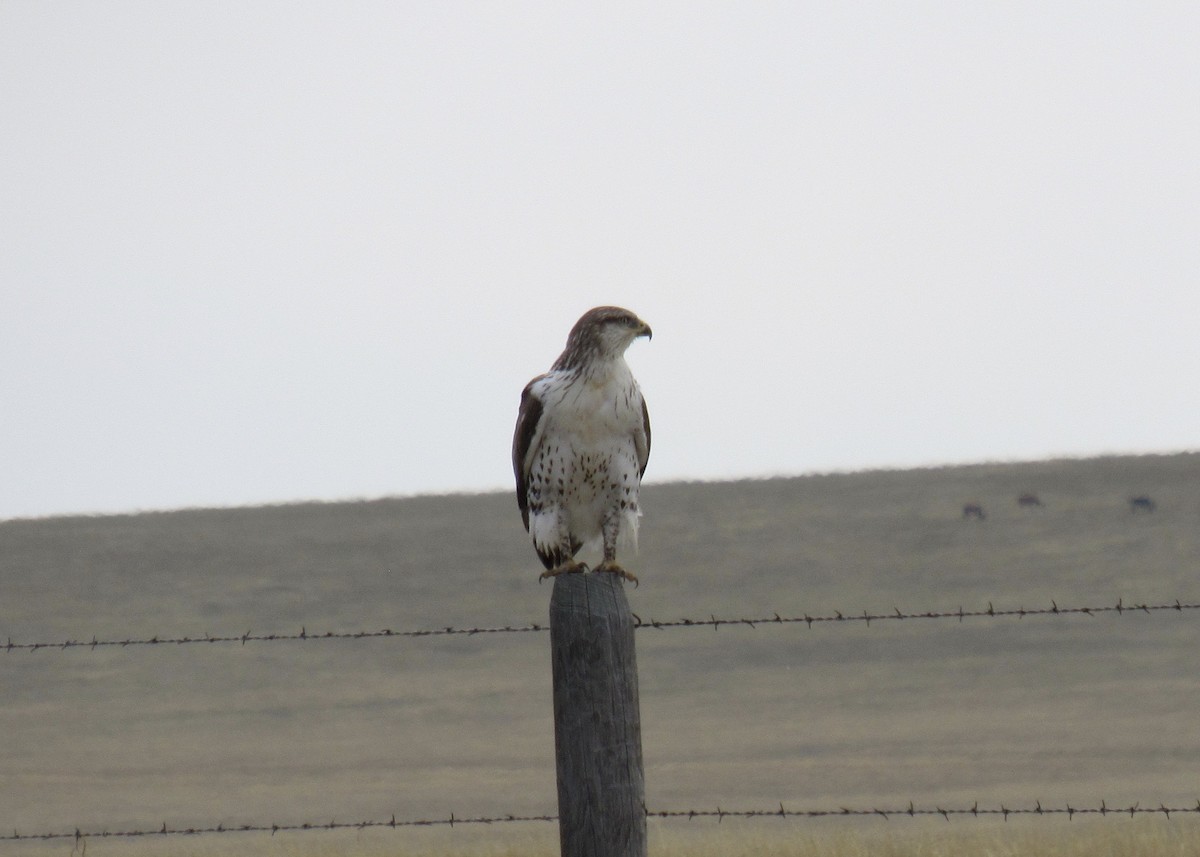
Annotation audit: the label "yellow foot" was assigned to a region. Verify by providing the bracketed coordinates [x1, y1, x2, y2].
[539, 560, 588, 582]
[592, 560, 639, 587]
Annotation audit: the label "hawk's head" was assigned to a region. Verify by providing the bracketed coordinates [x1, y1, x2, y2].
[555, 306, 652, 370]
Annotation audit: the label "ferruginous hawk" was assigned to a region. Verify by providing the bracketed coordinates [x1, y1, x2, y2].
[512, 306, 652, 584]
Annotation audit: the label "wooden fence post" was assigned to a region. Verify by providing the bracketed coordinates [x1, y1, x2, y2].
[549, 572, 647, 857]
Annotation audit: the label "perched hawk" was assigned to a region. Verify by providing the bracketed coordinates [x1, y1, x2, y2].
[512, 306, 652, 584]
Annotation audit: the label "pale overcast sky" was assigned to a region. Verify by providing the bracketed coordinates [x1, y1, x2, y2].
[2, 2, 1197, 520]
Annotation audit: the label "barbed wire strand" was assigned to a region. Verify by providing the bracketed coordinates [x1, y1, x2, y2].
[649, 799, 1200, 822]
[5, 598, 1197, 653]
[2, 812, 555, 844]
[634, 598, 1199, 631]
[6, 801, 1200, 843]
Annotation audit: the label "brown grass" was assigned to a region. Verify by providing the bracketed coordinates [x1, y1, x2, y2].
[10, 818, 1200, 857]
[2, 452, 1198, 855]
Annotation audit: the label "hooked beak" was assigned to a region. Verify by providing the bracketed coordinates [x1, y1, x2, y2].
[638, 320, 653, 341]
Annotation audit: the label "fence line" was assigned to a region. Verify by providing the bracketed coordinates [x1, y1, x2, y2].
[7, 801, 1200, 844]
[6, 595, 1196, 847]
[5, 597, 1197, 654]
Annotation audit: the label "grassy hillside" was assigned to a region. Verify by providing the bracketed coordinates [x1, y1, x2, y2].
[2, 452, 1198, 856]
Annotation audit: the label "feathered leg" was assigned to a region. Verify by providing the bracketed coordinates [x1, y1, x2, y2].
[592, 509, 638, 585]
[532, 508, 588, 581]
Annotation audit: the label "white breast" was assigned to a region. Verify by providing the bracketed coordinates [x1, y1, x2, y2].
[536, 362, 643, 444]
[526, 360, 645, 553]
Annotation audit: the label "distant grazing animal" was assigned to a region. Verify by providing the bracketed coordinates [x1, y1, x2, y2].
[1129, 495, 1156, 513]
[962, 503, 986, 520]
[513, 306, 652, 585]
[1017, 493, 1043, 507]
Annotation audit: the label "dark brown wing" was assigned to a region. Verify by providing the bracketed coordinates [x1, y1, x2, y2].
[512, 377, 545, 531]
[637, 393, 651, 477]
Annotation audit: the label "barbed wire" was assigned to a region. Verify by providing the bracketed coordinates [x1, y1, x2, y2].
[4, 597, 1196, 654]
[6, 800, 1199, 843]
[649, 799, 1200, 821]
[633, 597, 1200, 631]
[1, 812, 556, 843]
[3, 623, 549, 653]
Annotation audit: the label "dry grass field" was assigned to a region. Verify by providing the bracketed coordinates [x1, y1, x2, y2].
[7, 818, 1200, 857]
[2, 452, 1198, 856]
